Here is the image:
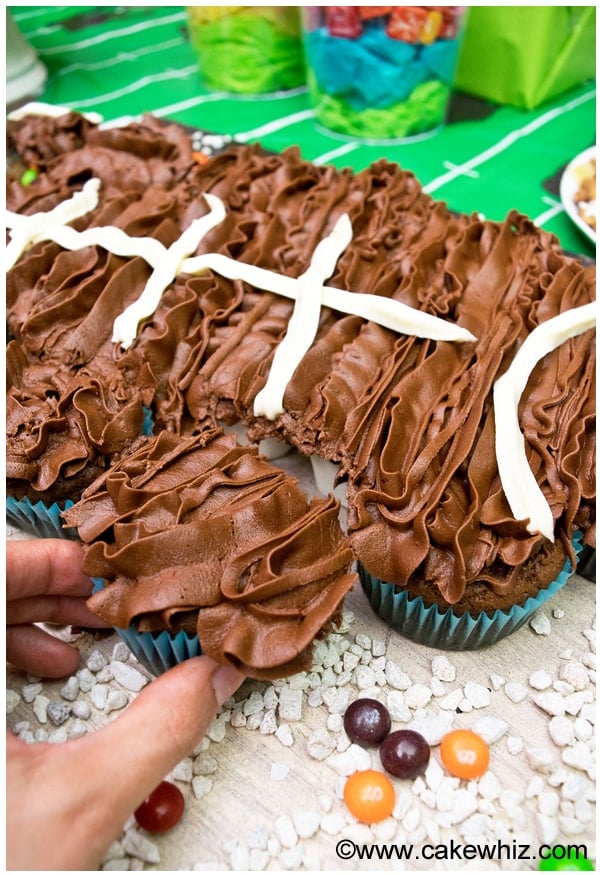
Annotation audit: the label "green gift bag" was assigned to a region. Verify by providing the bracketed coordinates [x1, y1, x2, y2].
[455, 6, 595, 109]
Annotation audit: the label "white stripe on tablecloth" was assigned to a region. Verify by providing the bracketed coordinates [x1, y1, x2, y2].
[56, 37, 186, 77]
[11, 6, 70, 25]
[235, 109, 316, 143]
[151, 93, 231, 118]
[313, 143, 360, 165]
[423, 89, 596, 194]
[34, 10, 187, 55]
[66, 66, 199, 110]
[534, 198, 565, 227]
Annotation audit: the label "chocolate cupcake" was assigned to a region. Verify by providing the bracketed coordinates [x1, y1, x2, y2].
[358, 534, 584, 649]
[6, 107, 595, 652]
[6, 342, 154, 538]
[6, 112, 198, 536]
[346, 215, 595, 647]
[63, 428, 356, 679]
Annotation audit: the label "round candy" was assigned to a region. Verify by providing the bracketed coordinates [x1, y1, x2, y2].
[440, 729, 490, 779]
[134, 780, 185, 833]
[343, 769, 395, 824]
[538, 849, 594, 871]
[379, 729, 430, 779]
[20, 167, 38, 187]
[343, 698, 391, 746]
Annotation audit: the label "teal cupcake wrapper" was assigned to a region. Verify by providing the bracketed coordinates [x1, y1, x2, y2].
[111, 626, 202, 676]
[359, 533, 583, 650]
[142, 404, 154, 436]
[92, 578, 202, 676]
[6, 496, 76, 539]
[577, 545, 596, 582]
[6, 407, 154, 541]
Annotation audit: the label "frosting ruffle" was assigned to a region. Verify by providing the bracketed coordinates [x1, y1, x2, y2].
[7, 112, 595, 611]
[6, 340, 152, 500]
[346, 218, 595, 604]
[63, 429, 356, 679]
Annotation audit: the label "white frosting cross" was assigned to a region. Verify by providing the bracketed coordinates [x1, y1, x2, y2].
[5, 176, 167, 271]
[7, 176, 595, 541]
[111, 194, 226, 348]
[4, 178, 226, 350]
[181, 208, 476, 418]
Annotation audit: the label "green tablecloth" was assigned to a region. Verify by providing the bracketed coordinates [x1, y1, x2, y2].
[9, 5, 596, 259]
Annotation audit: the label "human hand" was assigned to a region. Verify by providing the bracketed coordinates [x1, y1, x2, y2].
[7, 655, 245, 870]
[6, 538, 108, 678]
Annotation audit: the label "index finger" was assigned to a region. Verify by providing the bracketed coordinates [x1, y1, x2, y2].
[6, 539, 93, 602]
[71, 657, 246, 838]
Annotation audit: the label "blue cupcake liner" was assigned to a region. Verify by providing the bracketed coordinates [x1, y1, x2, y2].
[92, 578, 202, 676]
[6, 407, 154, 541]
[142, 404, 154, 436]
[359, 532, 583, 650]
[6, 496, 76, 540]
[110, 625, 202, 676]
[577, 545, 596, 582]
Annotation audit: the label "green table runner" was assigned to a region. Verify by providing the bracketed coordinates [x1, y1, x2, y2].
[9, 5, 596, 258]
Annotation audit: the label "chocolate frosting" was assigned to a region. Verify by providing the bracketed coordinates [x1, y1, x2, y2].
[7, 111, 595, 615]
[346, 224, 595, 603]
[63, 429, 356, 679]
[6, 339, 153, 501]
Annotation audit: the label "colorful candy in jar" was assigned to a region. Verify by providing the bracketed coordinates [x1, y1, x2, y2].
[303, 6, 465, 140]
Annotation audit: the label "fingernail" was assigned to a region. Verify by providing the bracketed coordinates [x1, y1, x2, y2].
[211, 664, 245, 708]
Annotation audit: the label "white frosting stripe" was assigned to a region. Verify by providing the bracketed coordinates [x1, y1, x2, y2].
[181, 252, 476, 345]
[111, 194, 226, 348]
[37, 224, 166, 268]
[5, 178, 101, 270]
[322, 287, 476, 343]
[253, 214, 353, 419]
[493, 302, 596, 541]
[7, 101, 103, 124]
[6, 162, 595, 540]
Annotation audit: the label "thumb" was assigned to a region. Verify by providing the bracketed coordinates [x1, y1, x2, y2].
[81, 655, 244, 823]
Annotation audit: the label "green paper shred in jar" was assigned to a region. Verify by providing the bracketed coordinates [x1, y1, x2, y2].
[187, 6, 305, 95]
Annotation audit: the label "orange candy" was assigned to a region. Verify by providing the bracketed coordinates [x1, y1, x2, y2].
[440, 729, 490, 779]
[191, 151, 209, 165]
[343, 769, 395, 823]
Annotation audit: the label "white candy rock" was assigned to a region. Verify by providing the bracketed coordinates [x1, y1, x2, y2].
[431, 655, 456, 682]
[548, 716, 575, 747]
[528, 670, 553, 690]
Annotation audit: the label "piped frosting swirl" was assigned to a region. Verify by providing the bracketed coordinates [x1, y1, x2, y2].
[63, 429, 356, 679]
[6, 110, 596, 615]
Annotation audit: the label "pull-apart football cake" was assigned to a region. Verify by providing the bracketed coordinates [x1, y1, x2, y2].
[6, 109, 595, 675]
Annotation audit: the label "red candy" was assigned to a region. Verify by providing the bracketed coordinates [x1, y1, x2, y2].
[386, 6, 428, 42]
[326, 6, 363, 38]
[438, 6, 463, 39]
[134, 781, 185, 833]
